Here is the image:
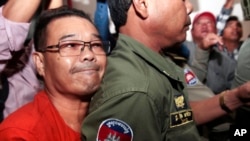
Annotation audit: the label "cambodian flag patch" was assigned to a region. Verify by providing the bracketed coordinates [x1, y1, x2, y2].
[184, 68, 198, 86]
[97, 118, 133, 141]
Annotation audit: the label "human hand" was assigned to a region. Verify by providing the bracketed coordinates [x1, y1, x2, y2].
[198, 33, 224, 50]
[236, 81, 250, 105]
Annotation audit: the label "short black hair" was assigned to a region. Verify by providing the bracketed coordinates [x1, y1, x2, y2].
[226, 16, 240, 25]
[0, 0, 7, 6]
[225, 16, 242, 29]
[221, 16, 242, 35]
[107, 0, 132, 31]
[33, 6, 93, 52]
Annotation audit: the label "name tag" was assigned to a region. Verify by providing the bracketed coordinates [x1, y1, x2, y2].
[170, 110, 193, 128]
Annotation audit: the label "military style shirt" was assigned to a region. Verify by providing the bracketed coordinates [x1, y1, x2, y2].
[232, 38, 250, 128]
[82, 34, 201, 141]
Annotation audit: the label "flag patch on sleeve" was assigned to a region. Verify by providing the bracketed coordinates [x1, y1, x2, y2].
[184, 68, 198, 86]
[97, 118, 133, 141]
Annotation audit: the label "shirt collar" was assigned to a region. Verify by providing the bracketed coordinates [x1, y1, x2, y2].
[117, 34, 183, 82]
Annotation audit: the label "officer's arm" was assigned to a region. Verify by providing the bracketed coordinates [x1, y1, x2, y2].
[82, 92, 162, 141]
[190, 80, 250, 125]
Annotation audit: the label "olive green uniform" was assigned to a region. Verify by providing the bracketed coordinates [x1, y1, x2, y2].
[82, 34, 201, 141]
[167, 52, 232, 141]
[232, 38, 250, 88]
[165, 52, 214, 101]
[232, 38, 250, 129]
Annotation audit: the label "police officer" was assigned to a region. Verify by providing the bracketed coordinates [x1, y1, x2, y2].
[82, 0, 250, 140]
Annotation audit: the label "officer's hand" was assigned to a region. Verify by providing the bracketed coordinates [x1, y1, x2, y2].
[236, 81, 250, 105]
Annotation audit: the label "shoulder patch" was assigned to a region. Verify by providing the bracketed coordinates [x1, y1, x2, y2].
[184, 68, 198, 86]
[97, 118, 133, 141]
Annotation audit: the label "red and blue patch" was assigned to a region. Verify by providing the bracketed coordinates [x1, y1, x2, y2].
[97, 118, 133, 141]
[184, 68, 198, 86]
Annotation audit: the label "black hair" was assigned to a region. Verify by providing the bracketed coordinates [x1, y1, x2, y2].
[221, 16, 242, 35]
[107, 0, 132, 31]
[33, 6, 93, 52]
[0, 0, 7, 6]
[226, 16, 241, 25]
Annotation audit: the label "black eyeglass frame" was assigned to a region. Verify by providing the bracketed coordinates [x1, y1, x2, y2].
[42, 39, 111, 56]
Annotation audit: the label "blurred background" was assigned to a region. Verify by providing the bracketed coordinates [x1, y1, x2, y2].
[63, 0, 250, 41]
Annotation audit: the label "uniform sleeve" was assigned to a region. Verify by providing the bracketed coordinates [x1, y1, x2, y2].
[183, 65, 214, 101]
[232, 39, 250, 88]
[190, 46, 210, 82]
[0, 128, 38, 141]
[82, 92, 162, 141]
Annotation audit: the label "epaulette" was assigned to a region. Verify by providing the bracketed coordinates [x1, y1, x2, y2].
[164, 52, 187, 68]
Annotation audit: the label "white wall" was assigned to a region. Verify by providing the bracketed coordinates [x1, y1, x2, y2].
[70, 0, 250, 41]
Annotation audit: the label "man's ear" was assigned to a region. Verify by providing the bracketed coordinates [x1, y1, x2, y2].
[32, 52, 45, 77]
[132, 0, 148, 19]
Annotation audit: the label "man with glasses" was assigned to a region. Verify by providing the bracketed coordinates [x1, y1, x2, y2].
[0, 6, 109, 140]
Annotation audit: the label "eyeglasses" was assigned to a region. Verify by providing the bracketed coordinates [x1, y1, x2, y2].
[44, 40, 111, 57]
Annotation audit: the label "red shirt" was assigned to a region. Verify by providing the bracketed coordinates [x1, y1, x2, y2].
[0, 91, 81, 141]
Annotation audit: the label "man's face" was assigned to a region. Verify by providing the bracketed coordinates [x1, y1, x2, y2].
[191, 16, 217, 41]
[35, 16, 107, 97]
[146, 0, 193, 47]
[222, 20, 243, 42]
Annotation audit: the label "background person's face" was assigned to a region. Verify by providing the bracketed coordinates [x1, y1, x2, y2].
[191, 16, 217, 41]
[222, 20, 243, 42]
[41, 16, 107, 97]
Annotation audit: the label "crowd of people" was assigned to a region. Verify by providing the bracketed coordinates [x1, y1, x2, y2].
[0, 0, 250, 141]
[182, 0, 245, 140]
